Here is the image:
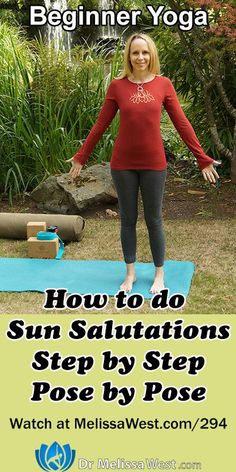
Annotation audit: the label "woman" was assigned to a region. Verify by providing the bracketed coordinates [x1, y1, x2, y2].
[68, 33, 220, 294]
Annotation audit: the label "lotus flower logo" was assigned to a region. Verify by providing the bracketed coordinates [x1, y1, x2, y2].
[35, 442, 75, 471]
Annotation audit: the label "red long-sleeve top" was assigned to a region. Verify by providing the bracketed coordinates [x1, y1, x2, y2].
[73, 76, 214, 171]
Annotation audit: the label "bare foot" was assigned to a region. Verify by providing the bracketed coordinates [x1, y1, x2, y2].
[149, 267, 164, 294]
[120, 274, 136, 293]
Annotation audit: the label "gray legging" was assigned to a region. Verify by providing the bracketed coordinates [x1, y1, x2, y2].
[111, 169, 167, 267]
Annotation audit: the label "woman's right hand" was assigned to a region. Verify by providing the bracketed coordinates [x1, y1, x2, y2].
[66, 157, 83, 179]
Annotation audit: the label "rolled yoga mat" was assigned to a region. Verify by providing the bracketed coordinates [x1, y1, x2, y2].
[0, 213, 85, 241]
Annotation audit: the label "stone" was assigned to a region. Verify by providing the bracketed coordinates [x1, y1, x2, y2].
[106, 209, 118, 217]
[31, 163, 117, 214]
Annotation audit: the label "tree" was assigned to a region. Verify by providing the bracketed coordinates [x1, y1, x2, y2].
[164, 0, 236, 182]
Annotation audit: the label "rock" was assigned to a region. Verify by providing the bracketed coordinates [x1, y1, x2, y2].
[106, 209, 118, 217]
[31, 163, 118, 214]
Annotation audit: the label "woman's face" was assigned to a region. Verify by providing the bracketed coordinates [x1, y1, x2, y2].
[129, 38, 151, 74]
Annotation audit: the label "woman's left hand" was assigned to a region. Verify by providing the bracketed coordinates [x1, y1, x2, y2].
[201, 161, 221, 184]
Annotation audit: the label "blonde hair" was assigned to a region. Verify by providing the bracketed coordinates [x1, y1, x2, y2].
[117, 33, 160, 79]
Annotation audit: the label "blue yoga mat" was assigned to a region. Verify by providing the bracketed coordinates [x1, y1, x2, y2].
[0, 258, 195, 299]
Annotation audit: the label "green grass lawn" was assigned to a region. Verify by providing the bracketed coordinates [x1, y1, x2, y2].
[0, 218, 235, 314]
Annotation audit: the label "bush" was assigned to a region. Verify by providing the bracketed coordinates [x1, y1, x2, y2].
[0, 22, 122, 201]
